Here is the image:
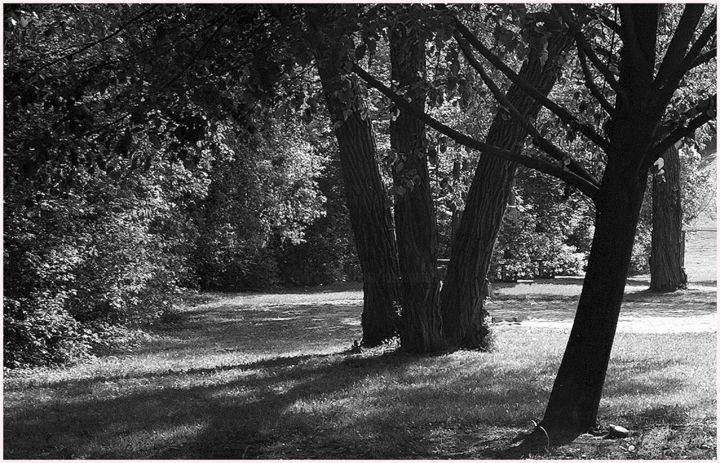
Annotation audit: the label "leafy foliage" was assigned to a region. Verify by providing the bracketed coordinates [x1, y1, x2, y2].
[193, 121, 328, 290]
[3, 4, 340, 366]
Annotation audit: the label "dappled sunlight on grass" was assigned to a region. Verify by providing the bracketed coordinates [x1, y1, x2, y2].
[4, 283, 716, 459]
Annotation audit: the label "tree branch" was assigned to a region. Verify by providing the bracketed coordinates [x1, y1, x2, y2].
[654, 4, 705, 87]
[554, 5, 623, 98]
[657, 15, 716, 108]
[675, 15, 717, 79]
[618, 5, 654, 72]
[642, 94, 717, 171]
[352, 63, 600, 199]
[455, 34, 601, 187]
[29, 5, 159, 78]
[578, 49, 615, 115]
[450, 14, 609, 151]
[690, 49, 717, 71]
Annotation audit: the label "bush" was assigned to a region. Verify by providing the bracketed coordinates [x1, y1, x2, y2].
[4, 296, 90, 368]
[491, 205, 589, 281]
[3, 159, 206, 368]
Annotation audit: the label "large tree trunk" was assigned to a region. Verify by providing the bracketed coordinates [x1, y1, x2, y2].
[389, 19, 444, 353]
[310, 10, 401, 346]
[440, 20, 572, 349]
[539, 165, 647, 435]
[539, 5, 660, 436]
[650, 144, 687, 291]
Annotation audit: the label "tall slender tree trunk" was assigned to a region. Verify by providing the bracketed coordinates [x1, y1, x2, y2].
[650, 144, 687, 291]
[389, 19, 444, 353]
[440, 19, 572, 349]
[310, 9, 401, 346]
[539, 164, 647, 434]
[539, 5, 661, 436]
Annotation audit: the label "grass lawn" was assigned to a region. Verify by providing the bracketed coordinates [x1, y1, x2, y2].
[4, 278, 716, 459]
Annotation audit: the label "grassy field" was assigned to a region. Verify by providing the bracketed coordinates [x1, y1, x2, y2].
[4, 279, 716, 459]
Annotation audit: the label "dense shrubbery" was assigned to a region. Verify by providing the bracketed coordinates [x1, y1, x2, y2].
[490, 173, 592, 281]
[3, 155, 207, 366]
[4, 106, 354, 368]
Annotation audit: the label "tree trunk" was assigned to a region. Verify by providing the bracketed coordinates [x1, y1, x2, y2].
[650, 144, 687, 291]
[539, 165, 647, 435]
[539, 6, 660, 435]
[440, 21, 572, 349]
[310, 10, 401, 346]
[389, 20, 444, 353]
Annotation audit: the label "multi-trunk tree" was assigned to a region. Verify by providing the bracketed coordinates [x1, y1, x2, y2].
[354, 3, 716, 438]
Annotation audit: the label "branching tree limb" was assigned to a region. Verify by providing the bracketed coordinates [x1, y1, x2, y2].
[554, 5, 624, 100]
[455, 34, 601, 188]
[652, 14, 716, 110]
[642, 93, 717, 170]
[448, 13, 609, 151]
[618, 5, 655, 72]
[352, 63, 600, 199]
[578, 49, 615, 115]
[672, 15, 717, 82]
[654, 5, 705, 86]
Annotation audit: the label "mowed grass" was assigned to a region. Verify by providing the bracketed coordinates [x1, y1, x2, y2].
[4, 281, 716, 459]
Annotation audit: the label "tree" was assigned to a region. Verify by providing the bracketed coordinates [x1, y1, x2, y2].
[388, 7, 445, 352]
[353, 3, 716, 438]
[306, 6, 401, 346]
[3, 4, 213, 366]
[439, 7, 574, 349]
[2, 4, 353, 364]
[649, 35, 716, 290]
[650, 144, 687, 291]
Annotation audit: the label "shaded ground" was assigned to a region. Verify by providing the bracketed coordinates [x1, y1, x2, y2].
[4, 278, 716, 459]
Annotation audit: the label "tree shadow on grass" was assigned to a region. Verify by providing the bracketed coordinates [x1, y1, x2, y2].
[5, 347, 559, 459]
[5, 291, 714, 459]
[7, 341, 698, 459]
[146, 352, 560, 459]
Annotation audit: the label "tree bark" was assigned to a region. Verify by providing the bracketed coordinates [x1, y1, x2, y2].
[650, 144, 687, 291]
[539, 164, 647, 435]
[539, 5, 661, 436]
[310, 9, 401, 346]
[440, 19, 572, 350]
[389, 20, 445, 353]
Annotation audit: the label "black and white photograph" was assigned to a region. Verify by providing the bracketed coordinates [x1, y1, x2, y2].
[3, 3, 717, 459]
